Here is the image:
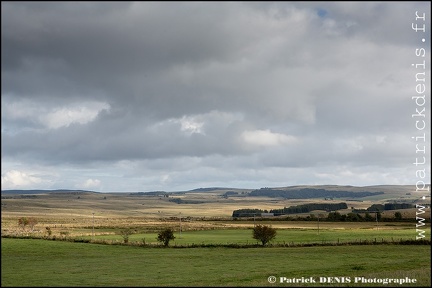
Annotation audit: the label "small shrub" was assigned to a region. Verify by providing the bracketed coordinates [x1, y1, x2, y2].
[119, 228, 133, 243]
[252, 224, 277, 246]
[157, 228, 176, 247]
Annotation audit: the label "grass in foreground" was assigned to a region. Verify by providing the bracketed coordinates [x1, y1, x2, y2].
[1, 238, 430, 287]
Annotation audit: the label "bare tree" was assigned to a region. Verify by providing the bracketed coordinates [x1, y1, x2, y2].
[18, 217, 29, 231]
[28, 217, 38, 231]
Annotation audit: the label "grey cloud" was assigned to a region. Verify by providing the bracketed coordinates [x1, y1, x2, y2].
[2, 2, 430, 191]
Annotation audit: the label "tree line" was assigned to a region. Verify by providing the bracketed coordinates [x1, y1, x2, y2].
[233, 202, 418, 219]
[271, 203, 348, 215]
[232, 203, 348, 217]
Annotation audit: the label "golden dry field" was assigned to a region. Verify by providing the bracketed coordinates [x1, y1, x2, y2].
[1, 185, 430, 237]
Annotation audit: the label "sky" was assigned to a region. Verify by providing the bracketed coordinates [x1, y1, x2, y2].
[1, 1, 431, 192]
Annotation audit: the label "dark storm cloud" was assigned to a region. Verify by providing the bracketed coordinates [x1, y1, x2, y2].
[2, 2, 256, 100]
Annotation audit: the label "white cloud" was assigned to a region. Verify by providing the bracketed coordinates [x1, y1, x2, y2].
[171, 115, 204, 135]
[241, 129, 298, 147]
[160, 174, 171, 184]
[153, 110, 244, 137]
[41, 102, 110, 129]
[2, 99, 110, 130]
[79, 178, 101, 190]
[1, 170, 44, 189]
[313, 166, 414, 186]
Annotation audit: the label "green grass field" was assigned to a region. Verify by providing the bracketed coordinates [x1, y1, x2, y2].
[1, 238, 430, 287]
[90, 227, 430, 246]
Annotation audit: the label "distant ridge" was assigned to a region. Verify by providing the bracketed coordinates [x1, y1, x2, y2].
[249, 187, 384, 199]
[188, 187, 235, 192]
[1, 189, 97, 195]
[1, 185, 419, 195]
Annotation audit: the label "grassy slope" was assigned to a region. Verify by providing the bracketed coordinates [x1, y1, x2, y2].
[1, 238, 430, 287]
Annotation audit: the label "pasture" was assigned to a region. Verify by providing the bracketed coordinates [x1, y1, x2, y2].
[1, 238, 430, 287]
[86, 226, 429, 246]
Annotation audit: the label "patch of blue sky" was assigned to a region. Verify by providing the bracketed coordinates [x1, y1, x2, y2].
[317, 8, 328, 18]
